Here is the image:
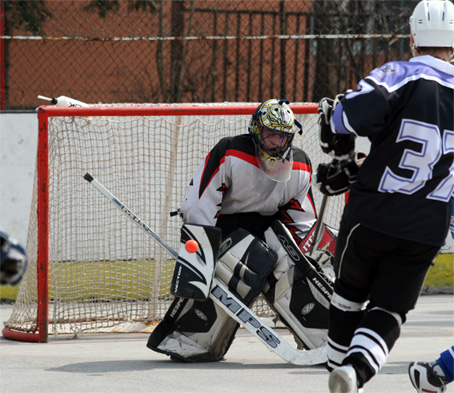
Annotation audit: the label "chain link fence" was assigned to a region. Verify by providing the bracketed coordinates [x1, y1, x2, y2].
[2, 0, 416, 110]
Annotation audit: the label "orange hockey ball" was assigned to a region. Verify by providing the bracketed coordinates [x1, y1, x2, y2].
[185, 239, 199, 253]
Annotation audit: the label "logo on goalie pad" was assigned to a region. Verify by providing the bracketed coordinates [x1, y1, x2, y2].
[211, 284, 281, 348]
[169, 297, 186, 319]
[301, 303, 315, 316]
[277, 235, 301, 261]
[219, 238, 233, 255]
[194, 308, 208, 321]
[310, 276, 332, 299]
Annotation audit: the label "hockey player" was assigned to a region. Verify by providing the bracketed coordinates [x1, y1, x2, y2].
[409, 346, 454, 393]
[147, 99, 334, 362]
[180, 98, 320, 246]
[315, 1, 454, 392]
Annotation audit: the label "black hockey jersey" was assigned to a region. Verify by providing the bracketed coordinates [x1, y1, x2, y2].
[180, 134, 316, 242]
[332, 55, 454, 246]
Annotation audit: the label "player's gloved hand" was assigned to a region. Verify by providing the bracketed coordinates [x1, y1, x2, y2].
[318, 94, 355, 159]
[315, 160, 349, 196]
[342, 152, 367, 184]
[318, 97, 335, 155]
[315, 156, 361, 196]
[0, 232, 28, 285]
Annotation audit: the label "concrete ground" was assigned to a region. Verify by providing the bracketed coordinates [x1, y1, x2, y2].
[0, 294, 453, 393]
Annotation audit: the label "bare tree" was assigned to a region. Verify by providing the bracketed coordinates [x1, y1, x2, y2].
[3, 0, 50, 108]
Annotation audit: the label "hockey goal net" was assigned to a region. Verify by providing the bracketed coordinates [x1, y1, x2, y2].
[3, 103, 345, 342]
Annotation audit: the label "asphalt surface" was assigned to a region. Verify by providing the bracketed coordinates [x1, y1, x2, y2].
[1, 294, 453, 393]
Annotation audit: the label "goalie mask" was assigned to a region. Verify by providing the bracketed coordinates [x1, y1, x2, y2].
[248, 99, 302, 182]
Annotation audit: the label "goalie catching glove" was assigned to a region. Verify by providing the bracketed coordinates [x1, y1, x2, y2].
[315, 153, 366, 196]
[318, 95, 355, 159]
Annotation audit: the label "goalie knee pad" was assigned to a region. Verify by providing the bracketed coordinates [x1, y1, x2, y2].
[263, 221, 333, 350]
[147, 228, 277, 362]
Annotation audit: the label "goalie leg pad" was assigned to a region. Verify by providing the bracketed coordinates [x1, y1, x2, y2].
[263, 221, 333, 350]
[298, 221, 338, 282]
[216, 228, 277, 304]
[147, 228, 277, 362]
[170, 224, 222, 300]
[148, 297, 237, 362]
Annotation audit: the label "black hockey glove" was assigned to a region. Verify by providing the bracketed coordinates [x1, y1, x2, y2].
[318, 97, 334, 155]
[315, 157, 360, 196]
[318, 95, 355, 159]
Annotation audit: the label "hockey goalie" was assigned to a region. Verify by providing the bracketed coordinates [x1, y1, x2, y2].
[147, 99, 337, 363]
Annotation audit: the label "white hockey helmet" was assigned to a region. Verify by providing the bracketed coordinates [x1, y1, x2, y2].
[409, 0, 454, 48]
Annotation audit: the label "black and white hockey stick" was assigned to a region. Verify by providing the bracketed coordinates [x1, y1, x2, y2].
[83, 173, 174, 256]
[84, 173, 327, 366]
[310, 157, 341, 256]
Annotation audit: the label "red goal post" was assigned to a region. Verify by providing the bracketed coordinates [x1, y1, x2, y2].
[3, 103, 345, 343]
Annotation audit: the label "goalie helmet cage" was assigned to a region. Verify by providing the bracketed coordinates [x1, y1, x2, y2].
[2, 103, 345, 343]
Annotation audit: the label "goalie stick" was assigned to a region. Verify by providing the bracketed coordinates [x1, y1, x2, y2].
[309, 157, 339, 256]
[84, 172, 327, 366]
[309, 193, 328, 256]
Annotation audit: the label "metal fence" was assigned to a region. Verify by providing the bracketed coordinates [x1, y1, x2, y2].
[2, 0, 416, 110]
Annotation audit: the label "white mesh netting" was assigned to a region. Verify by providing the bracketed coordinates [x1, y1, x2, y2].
[4, 103, 344, 338]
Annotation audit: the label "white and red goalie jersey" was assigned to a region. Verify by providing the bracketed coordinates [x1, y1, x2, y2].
[179, 134, 317, 247]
